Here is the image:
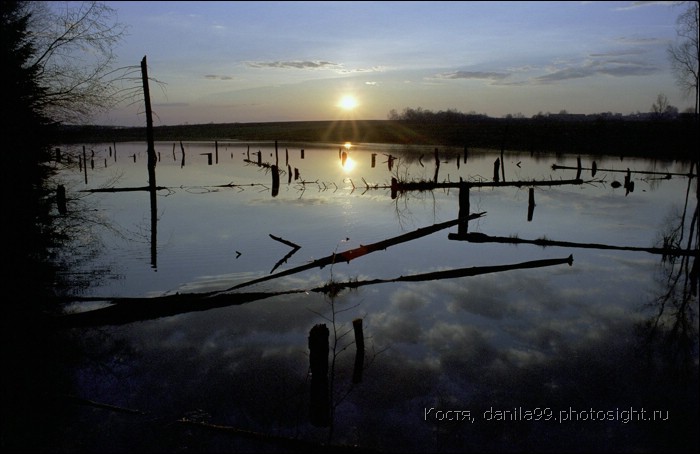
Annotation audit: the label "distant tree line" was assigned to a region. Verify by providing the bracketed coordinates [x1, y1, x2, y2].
[387, 103, 694, 123]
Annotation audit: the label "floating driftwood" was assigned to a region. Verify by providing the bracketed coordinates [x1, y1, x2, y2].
[447, 232, 699, 257]
[79, 186, 169, 193]
[269, 234, 302, 273]
[551, 164, 696, 178]
[217, 212, 486, 292]
[53, 253, 572, 328]
[390, 177, 586, 192]
[269, 234, 301, 249]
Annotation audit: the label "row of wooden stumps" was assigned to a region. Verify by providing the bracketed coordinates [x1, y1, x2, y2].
[308, 319, 364, 427]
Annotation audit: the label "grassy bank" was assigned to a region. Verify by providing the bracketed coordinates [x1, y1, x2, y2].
[56, 117, 698, 160]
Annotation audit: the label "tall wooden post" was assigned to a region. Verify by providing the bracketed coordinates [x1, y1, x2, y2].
[141, 56, 157, 190]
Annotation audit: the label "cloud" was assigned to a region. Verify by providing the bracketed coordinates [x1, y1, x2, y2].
[432, 71, 510, 81]
[613, 1, 678, 11]
[532, 59, 659, 84]
[204, 74, 235, 80]
[246, 60, 343, 70]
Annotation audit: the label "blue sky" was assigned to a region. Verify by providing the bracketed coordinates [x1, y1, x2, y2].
[94, 1, 690, 126]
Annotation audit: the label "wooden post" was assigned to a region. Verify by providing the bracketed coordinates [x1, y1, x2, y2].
[308, 324, 330, 427]
[275, 140, 279, 166]
[493, 158, 500, 182]
[301, 148, 305, 159]
[271, 165, 280, 197]
[215, 141, 219, 164]
[56, 185, 67, 215]
[458, 183, 470, 235]
[83, 146, 87, 184]
[576, 156, 582, 180]
[591, 160, 597, 177]
[371, 153, 376, 168]
[141, 56, 157, 191]
[180, 141, 186, 168]
[352, 318, 365, 384]
[527, 188, 535, 222]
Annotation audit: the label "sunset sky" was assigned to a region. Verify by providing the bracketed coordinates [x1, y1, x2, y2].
[92, 1, 691, 126]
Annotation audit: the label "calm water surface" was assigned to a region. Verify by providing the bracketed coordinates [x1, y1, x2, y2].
[54, 141, 698, 452]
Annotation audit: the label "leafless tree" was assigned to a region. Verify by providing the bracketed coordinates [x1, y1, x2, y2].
[667, 1, 699, 114]
[21, 1, 137, 124]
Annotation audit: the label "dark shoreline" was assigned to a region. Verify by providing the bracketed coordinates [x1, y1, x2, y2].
[56, 117, 698, 160]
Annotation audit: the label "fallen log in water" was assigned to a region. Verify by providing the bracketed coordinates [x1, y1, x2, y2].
[52, 253, 571, 328]
[551, 164, 696, 178]
[80, 186, 169, 193]
[314, 255, 574, 294]
[391, 177, 586, 191]
[447, 232, 700, 257]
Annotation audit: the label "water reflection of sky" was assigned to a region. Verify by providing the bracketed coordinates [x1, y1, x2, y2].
[56, 142, 697, 452]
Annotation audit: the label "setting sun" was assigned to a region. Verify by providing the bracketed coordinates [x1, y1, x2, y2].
[338, 95, 358, 111]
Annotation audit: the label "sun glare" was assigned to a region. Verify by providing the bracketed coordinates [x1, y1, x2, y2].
[338, 95, 358, 111]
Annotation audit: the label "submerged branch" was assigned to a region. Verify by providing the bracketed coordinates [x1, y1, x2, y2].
[448, 232, 700, 257]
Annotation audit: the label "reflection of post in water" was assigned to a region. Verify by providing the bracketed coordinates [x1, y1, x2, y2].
[352, 318, 365, 384]
[150, 185, 157, 269]
[433, 148, 440, 183]
[309, 324, 330, 427]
